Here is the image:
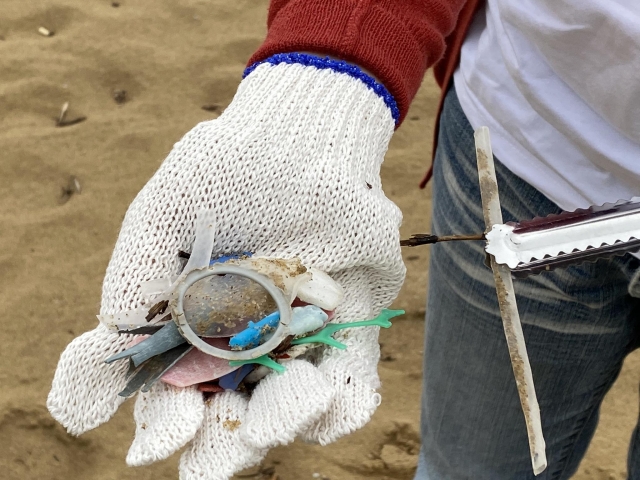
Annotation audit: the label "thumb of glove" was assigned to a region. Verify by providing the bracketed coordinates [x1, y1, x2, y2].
[47, 325, 130, 435]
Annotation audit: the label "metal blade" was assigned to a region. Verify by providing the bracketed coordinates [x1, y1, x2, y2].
[475, 126, 547, 475]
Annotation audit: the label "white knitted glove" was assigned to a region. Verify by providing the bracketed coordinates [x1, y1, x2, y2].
[47, 59, 405, 479]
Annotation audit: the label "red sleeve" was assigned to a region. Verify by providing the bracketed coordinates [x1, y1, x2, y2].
[248, 0, 468, 124]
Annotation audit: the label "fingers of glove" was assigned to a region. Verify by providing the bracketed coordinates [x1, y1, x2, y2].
[303, 359, 382, 445]
[241, 359, 335, 450]
[126, 382, 205, 467]
[179, 391, 266, 480]
[47, 325, 130, 436]
[301, 268, 386, 445]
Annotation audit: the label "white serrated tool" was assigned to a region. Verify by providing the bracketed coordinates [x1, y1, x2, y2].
[486, 200, 640, 277]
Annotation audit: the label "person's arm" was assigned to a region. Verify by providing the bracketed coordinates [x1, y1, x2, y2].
[47, 3, 471, 480]
[250, 0, 468, 124]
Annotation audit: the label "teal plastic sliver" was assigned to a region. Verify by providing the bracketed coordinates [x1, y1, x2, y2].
[290, 309, 405, 349]
[229, 354, 286, 374]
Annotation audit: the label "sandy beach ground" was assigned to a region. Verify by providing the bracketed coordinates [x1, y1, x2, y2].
[1, 1, 638, 479]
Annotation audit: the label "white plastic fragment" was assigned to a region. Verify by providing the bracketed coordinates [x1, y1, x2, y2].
[281, 343, 315, 360]
[58, 102, 69, 125]
[296, 267, 344, 310]
[289, 305, 328, 336]
[140, 277, 176, 299]
[38, 26, 53, 37]
[244, 365, 271, 384]
[97, 308, 151, 332]
[182, 210, 217, 276]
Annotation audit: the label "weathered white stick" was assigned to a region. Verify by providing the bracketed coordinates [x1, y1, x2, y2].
[474, 126, 547, 475]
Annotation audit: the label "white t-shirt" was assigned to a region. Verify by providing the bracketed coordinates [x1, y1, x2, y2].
[453, 0, 640, 211]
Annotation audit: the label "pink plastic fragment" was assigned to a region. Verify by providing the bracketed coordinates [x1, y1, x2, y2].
[128, 335, 148, 347]
[161, 338, 239, 388]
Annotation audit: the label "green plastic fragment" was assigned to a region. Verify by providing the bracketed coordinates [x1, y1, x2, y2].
[229, 355, 286, 374]
[290, 309, 405, 349]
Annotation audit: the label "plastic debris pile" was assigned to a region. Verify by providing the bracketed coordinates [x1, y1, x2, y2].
[99, 212, 404, 397]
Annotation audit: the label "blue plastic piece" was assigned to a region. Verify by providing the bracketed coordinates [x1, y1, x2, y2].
[228, 311, 280, 350]
[209, 252, 252, 265]
[219, 364, 254, 390]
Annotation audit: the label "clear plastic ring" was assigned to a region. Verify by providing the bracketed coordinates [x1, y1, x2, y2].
[170, 264, 291, 361]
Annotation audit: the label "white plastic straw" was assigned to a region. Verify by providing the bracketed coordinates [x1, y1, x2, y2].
[474, 126, 547, 475]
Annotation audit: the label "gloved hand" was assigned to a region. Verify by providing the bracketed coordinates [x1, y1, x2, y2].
[47, 58, 405, 480]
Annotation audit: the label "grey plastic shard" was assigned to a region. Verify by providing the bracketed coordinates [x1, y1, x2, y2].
[105, 321, 186, 367]
[118, 343, 192, 397]
[140, 344, 193, 393]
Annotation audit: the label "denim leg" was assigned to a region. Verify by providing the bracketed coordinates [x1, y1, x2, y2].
[628, 270, 640, 479]
[415, 86, 640, 480]
[631, 423, 640, 479]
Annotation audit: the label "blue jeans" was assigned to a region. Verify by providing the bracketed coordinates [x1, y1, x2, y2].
[416, 86, 640, 480]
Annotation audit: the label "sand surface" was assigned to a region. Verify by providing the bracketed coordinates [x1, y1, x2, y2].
[0, 1, 638, 479]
